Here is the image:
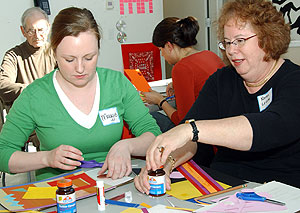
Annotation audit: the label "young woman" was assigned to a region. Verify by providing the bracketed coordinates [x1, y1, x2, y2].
[0, 7, 161, 181]
[141, 16, 224, 132]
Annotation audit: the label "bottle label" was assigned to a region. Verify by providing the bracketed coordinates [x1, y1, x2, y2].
[148, 175, 166, 195]
[56, 193, 77, 213]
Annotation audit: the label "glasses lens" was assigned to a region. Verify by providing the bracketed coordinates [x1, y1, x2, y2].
[26, 28, 47, 36]
[218, 42, 225, 50]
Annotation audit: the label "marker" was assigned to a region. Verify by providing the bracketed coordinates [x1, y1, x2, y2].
[97, 180, 105, 211]
[165, 95, 175, 101]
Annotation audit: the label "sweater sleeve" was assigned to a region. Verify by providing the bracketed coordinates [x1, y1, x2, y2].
[171, 63, 197, 125]
[0, 50, 25, 103]
[120, 73, 161, 137]
[0, 88, 36, 173]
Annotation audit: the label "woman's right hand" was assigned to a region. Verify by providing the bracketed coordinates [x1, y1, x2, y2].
[45, 145, 84, 170]
[166, 83, 174, 97]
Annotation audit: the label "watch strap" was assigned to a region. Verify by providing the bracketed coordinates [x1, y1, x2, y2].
[185, 119, 199, 142]
[159, 99, 167, 110]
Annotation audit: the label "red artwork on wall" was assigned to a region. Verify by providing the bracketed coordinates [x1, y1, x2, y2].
[121, 43, 162, 82]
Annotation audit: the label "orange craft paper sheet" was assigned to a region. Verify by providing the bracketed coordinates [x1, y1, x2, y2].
[124, 69, 151, 92]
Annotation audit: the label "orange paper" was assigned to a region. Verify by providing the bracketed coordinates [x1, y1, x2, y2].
[124, 69, 151, 92]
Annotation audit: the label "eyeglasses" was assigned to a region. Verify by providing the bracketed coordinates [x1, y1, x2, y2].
[218, 34, 257, 50]
[25, 27, 48, 36]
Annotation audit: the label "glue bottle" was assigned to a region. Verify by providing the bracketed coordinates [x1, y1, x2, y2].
[96, 180, 105, 211]
[148, 167, 166, 196]
[56, 179, 77, 213]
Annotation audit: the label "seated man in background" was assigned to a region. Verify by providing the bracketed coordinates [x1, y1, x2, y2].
[0, 7, 56, 130]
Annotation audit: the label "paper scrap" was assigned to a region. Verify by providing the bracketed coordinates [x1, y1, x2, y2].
[140, 202, 152, 208]
[22, 187, 57, 199]
[167, 180, 202, 200]
[120, 207, 142, 213]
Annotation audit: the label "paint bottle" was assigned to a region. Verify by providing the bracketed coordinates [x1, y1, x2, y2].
[56, 179, 77, 213]
[96, 180, 105, 211]
[148, 168, 166, 196]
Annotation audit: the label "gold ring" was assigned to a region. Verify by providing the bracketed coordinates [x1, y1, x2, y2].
[157, 146, 165, 153]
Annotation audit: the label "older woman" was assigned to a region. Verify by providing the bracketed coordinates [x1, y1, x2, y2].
[135, 0, 300, 193]
[0, 7, 161, 181]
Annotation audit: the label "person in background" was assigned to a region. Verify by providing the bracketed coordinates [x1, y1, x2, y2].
[0, 7, 56, 115]
[0, 7, 161, 181]
[141, 16, 224, 132]
[135, 0, 300, 193]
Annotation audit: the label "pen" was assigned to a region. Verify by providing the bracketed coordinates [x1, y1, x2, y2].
[194, 184, 247, 201]
[165, 95, 175, 101]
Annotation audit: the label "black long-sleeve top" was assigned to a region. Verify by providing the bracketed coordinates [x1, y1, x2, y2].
[186, 59, 300, 188]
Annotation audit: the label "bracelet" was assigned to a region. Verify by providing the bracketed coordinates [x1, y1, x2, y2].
[167, 155, 176, 173]
[158, 99, 167, 110]
[185, 119, 199, 142]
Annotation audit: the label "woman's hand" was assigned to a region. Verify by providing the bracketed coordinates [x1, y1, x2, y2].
[134, 166, 171, 194]
[98, 139, 132, 179]
[146, 124, 191, 171]
[166, 82, 174, 97]
[141, 89, 164, 105]
[45, 145, 83, 170]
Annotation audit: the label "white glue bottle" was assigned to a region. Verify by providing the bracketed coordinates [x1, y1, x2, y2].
[96, 180, 105, 211]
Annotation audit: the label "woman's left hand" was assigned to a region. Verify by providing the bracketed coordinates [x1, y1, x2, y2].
[141, 89, 164, 105]
[98, 139, 132, 179]
[134, 166, 171, 194]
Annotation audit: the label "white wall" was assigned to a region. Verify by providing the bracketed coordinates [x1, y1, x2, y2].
[0, 0, 164, 73]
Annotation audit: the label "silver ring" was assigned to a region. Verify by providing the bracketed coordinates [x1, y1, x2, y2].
[157, 146, 165, 153]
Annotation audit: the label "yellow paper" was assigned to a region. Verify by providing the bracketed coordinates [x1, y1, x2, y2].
[120, 207, 142, 213]
[22, 186, 58, 199]
[140, 202, 152, 208]
[167, 180, 232, 200]
[167, 180, 202, 200]
[217, 181, 231, 189]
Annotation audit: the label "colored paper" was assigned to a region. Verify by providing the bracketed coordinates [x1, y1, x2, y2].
[167, 180, 202, 200]
[22, 186, 57, 199]
[177, 160, 224, 195]
[0, 170, 113, 212]
[121, 207, 142, 213]
[120, 0, 153, 15]
[124, 69, 151, 92]
[140, 202, 152, 208]
[85, 168, 133, 187]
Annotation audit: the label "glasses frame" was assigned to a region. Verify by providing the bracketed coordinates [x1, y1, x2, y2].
[25, 27, 48, 37]
[218, 34, 257, 50]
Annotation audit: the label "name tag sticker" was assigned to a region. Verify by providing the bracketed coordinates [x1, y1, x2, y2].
[257, 88, 272, 112]
[99, 107, 120, 126]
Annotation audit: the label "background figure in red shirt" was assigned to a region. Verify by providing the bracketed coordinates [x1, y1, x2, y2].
[141, 16, 225, 132]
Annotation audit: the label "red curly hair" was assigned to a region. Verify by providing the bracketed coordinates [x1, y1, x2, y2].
[217, 0, 290, 62]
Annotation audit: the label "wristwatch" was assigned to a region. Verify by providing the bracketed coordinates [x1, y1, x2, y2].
[158, 98, 167, 110]
[185, 119, 199, 142]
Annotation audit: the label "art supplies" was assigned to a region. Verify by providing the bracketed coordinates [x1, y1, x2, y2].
[124, 69, 151, 92]
[96, 180, 105, 211]
[177, 160, 225, 195]
[79, 160, 104, 168]
[0, 170, 114, 212]
[194, 184, 247, 201]
[56, 179, 77, 213]
[105, 199, 139, 208]
[236, 191, 285, 206]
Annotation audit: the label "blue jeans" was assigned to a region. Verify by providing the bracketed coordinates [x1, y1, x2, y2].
[150, 111, 175, 133]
